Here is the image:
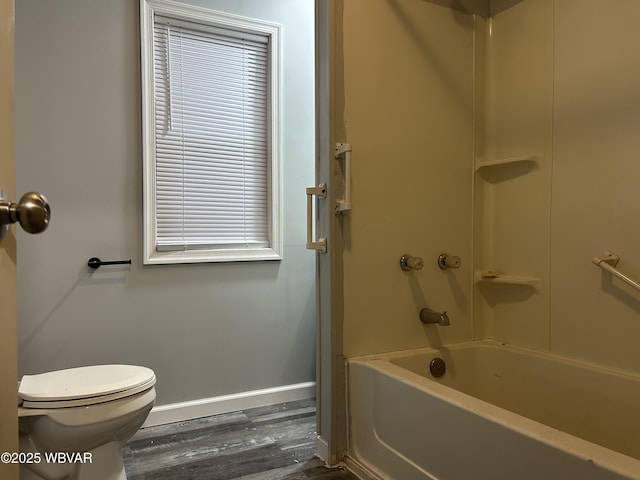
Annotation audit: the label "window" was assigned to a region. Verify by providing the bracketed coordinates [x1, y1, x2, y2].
[141, 0, 282, 264]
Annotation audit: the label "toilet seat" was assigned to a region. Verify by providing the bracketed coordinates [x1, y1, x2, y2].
[19, 365, 156, 409]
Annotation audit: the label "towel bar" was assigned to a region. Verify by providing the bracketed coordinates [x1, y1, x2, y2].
[88, 257, 132, 269]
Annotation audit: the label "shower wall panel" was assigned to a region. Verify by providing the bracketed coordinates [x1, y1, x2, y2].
[340, 0, 475, 357]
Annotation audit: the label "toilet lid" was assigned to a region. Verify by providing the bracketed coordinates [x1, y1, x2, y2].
[18, 365, 156, 403]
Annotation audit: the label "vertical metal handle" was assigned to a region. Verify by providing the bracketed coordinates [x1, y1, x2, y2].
[306, 183, 327, 253]
[335, 143, 352, 213]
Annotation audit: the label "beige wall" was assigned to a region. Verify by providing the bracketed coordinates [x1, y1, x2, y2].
[550, 0, 640, 371]
[473, 0, 553, 349]
[475, 0, 640, 372]
[341, 0, 475, 357]
[342, 0, 640, 377]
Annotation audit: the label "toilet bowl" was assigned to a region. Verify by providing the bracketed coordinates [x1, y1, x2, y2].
[18, 365, 156, 480]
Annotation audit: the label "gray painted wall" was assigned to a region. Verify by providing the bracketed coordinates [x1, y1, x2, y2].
[15, 0, 315, 406]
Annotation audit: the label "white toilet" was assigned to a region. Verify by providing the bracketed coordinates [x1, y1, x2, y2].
[18, 364, 156, 480]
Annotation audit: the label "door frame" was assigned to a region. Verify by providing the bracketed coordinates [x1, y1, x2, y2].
[315, 0, 347, 465]
[0, 0, 19, 478]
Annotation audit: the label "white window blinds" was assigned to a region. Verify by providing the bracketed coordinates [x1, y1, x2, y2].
[153, 16, 269, 251]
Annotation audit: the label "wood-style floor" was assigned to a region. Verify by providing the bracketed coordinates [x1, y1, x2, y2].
[122, 398, 358, 480]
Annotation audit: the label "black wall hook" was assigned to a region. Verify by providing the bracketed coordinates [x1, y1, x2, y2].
[88, 257, 132, 269]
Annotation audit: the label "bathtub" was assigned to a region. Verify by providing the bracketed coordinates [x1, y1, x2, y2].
[346, 340, 640, 480]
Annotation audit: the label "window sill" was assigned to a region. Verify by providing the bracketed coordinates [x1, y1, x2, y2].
[144, 247, 282, 265]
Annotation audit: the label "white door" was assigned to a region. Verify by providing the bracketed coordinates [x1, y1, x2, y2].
[0, 0, 19, 478]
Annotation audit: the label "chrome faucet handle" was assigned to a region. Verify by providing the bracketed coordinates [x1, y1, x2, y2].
[400, 254, 424, 271]
[438, 253, 461, 270]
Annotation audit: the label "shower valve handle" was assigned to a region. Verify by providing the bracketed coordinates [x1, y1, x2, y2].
[438, 253, 461, 270]
[400, 254, 424, 271]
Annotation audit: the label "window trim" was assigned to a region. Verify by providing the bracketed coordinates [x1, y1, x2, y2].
[140, 0, 283, 264]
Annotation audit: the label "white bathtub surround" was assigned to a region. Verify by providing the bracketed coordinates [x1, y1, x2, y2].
[144, 381, 315, 427]
[347, 341, 640, 480]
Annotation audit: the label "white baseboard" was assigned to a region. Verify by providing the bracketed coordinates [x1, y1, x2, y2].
[316, 435, 329, 463]
[143, 381, 316, 427]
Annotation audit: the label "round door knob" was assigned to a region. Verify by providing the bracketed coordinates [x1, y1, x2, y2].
[0, 191, 51, 234]
[16, 192, 51, 233]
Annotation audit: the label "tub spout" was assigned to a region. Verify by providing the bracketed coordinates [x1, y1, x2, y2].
[420, 307, 450, 326]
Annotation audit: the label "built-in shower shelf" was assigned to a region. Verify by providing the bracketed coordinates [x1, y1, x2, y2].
[475, 154, 541, 172]
[474, 271, 541, 288]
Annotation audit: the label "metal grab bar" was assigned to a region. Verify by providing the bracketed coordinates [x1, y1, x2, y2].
[592, 251, 640, 292]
